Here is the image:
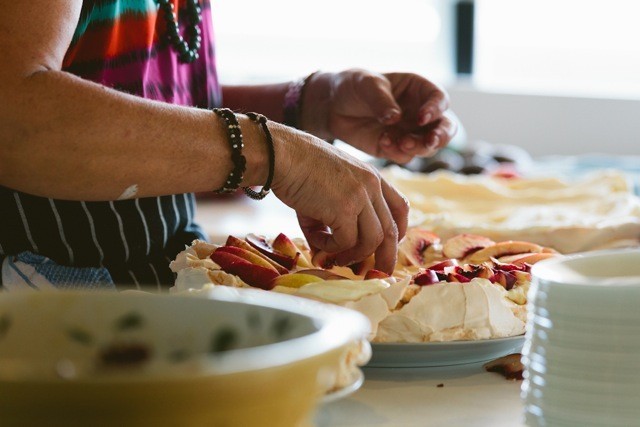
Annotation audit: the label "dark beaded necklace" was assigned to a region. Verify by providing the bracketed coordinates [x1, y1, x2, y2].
[156, 0, 202, 63]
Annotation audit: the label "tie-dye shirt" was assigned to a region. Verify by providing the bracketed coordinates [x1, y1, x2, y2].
[63, 0, 221, 107]
[0, 0, 221, 289]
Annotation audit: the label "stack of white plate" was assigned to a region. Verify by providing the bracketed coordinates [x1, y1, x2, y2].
[522, 249, 640, 427]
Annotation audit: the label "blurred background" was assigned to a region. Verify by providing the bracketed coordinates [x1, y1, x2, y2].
[211, 0, 640, 156]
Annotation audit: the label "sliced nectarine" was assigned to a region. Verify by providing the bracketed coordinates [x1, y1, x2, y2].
[225, 235, 288, 274]
[464, 241, 544, 264]
[442, 234, 495, 259]
[210, 251, 280, 290]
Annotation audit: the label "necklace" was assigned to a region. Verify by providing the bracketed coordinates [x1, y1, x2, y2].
[156, 0, 202, 63]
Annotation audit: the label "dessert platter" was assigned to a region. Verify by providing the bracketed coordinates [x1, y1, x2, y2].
[170, 228, 559, 369]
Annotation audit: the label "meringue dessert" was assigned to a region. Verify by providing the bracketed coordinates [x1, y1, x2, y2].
[170, 229, 558, 344]
[382, 167, 640, 253]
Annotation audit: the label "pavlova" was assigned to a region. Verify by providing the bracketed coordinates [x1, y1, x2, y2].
[170, 229, 558, 343]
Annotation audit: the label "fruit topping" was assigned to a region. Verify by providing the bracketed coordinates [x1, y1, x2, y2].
[225, 235, 288, 274]
[311, 250, 337, 269]
[246, 233, 299, 270]
[349, 255, 375, 276]
[215, 246, 279, 273]
[296, 269, 349, 281]
[270, 273, 324, 289]
[442, 234, 495, 259]
[464, 241, 544, 264]
[364, 269, 390, 280]
[210, 250, 280, 290]
[413, 270, 440, 286]
[398, 229, 440, 267]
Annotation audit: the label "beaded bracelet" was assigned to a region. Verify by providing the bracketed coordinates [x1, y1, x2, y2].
[283, 71, 318, 130]
[212, 108, 246, 194]
[243, 112, 275, 200]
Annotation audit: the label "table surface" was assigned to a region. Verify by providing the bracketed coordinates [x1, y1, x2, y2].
[318, 363, 524, 427]
[195, 195, 526, 427]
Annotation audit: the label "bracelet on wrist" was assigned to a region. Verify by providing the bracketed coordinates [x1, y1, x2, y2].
[283, 71, 318, 130]
[243, 112, 275, 200]
[212, 107, 246, 194]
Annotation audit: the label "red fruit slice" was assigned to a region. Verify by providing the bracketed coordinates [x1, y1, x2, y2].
[311, 251, 337, 269]
[447, 272, 471, 283]
[442, 234, 495, 259]
[398, 228, 440, 267]
[210, 251, 279, 290]
[364, 269, 390, 280]
[215, 246, 279, 273]
[426, 259, 459, 272]
[413, 270, 440, 286]
[349, 255, 375, 276]
[225, 235, 288, 274]
[271, 233, 299, 258]
[246, 233, 299, 270]
[489, 271, 517, 290]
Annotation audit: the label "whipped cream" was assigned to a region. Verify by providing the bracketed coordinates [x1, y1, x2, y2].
[375, 279, 526, 343]
[382, 167, 640, 253]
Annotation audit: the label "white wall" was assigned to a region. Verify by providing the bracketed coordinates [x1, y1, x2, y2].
[447, 85, 640, 156]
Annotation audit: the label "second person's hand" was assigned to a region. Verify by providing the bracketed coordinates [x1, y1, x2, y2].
[301, 69, 457, 164]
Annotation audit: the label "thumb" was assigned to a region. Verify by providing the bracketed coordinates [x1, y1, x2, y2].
[357, 73, 402, 125]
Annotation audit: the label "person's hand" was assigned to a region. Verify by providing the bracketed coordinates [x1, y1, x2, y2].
[302, 69, 457, 164]
[267, 122, 409, 274]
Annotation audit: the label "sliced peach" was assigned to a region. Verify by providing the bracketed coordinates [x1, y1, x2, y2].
[447, 272, 471, 283]
[507, 252, 557, 266]
[272, 233, 299, 258]
[426, 259, 459, 272]
[364, 269, 390, 280]
[215, 246, 279, 273]
[210, 251, 279, 290]
[226, 235, 288, 274]
[292, 238, 313, 268]
[413, 270, 439, 286]
[442, 234, 495, 259]
[489, 271, 517, 290]
[349, 255, 375, 276]
[398, 228, 441, 267]
[296, 269, 348, 280]
[246, 233, 299, 270]
[464, 241, 544, 264]
[269, 273, 324, 289]
[311, 250, 337, 269]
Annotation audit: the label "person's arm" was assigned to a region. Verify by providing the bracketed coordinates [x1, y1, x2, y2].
[0, 0, 408, 273]
[0, 0, 267, 201]
[224, 70, 457, 164]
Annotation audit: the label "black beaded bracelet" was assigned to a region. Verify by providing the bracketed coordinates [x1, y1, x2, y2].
[243, 112, 275, 200]
[212, 108, 246, 194]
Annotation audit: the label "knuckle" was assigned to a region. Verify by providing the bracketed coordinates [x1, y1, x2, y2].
[383, 225, 398, 243]
[371, 228, 385, 247]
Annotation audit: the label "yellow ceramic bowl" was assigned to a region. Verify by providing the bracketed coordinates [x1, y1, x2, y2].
[0, 288, 370, 427]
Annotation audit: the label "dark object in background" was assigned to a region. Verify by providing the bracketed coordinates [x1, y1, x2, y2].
[387, 141, 532, 176]
[455, 0, 475, 75]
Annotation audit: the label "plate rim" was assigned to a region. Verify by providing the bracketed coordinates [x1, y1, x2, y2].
[370, 334, 525, 348]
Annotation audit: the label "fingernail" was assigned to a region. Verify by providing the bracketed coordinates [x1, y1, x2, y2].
[420, 113, 432, 126]
[380, 134, 392, 147]
[403, 140, 416, 150]
[381, 109, 400, 123]
[430, 135, 440, 148]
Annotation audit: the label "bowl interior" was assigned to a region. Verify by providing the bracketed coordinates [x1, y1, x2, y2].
[0, 291, 324, 381]
[532, 248, 640, 286]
